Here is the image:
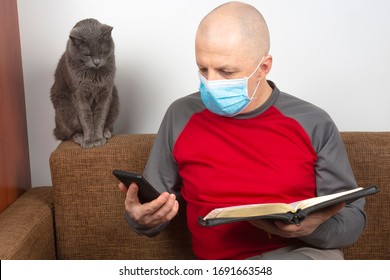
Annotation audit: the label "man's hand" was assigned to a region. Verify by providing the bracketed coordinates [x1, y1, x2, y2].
[118, 182, 179, 228]
[249, 202, 345, 238]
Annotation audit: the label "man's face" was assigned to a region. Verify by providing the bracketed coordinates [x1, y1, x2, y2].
[195, 27, 261, 96]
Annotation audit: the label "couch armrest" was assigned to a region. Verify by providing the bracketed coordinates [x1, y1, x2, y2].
[0, 187, 56, 259]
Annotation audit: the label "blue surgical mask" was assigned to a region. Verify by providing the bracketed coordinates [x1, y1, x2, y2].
[199, 57, 264, 117]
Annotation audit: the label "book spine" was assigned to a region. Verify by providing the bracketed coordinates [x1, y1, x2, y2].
[292, 209, 303, 225]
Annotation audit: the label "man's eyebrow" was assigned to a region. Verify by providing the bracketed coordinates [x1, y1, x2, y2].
[196, 62, 241, 72]
[215, 65, 240, 71]
[196, 62, 206, 69]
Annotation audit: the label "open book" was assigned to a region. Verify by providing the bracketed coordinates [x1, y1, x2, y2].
[198, 186, 379, 226]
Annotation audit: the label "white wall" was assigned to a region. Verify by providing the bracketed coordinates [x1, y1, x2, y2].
[17, 0, 390, 187]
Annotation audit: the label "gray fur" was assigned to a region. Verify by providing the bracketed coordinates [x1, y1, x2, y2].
[50, 18, 119, 148]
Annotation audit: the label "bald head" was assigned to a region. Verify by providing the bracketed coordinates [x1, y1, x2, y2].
[195, 2, 273, 113]
[196, 1, 270, 60]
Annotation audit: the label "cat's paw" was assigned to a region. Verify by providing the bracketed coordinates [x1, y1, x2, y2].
[72, 133, 84, 145]
[82, 139, 95, 148]
[93, 138, 107, 147]
[103, 129, 112, 139]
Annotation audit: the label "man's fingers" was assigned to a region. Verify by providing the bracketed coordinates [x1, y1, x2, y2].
[141, 193, 174, 217]
[166, 200, 179, 220]
[151, 193, 177, 216]
[120, 182, 179, 228]
[126, 182, 140, 205]
[118, 182, 128, 193]
[132, 193, 179, 227]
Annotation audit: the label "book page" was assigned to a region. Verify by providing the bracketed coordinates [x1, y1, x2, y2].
[203, 202, 294, 219]
[291, 187, 363, 210]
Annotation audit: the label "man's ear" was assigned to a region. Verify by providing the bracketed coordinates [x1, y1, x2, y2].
[258, 55, 272, 80]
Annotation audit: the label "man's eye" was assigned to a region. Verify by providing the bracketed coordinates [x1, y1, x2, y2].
[221, 70, 234, 76]
[199, 68, 208, 75]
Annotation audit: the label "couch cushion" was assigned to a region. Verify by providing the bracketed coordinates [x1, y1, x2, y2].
[49, 132, 390, 259]
[341, 132, 390, 259]
[50, 134, 194, 259]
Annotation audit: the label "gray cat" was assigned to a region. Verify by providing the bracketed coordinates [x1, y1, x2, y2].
[50, 18, 119, 148]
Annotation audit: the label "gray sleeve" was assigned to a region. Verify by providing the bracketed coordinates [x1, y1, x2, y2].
[275, 92, 366, 248]
[125, 93, 204, 237]
[143, 92, 205, 196]
[125, 212, 169, 237]
[298, 119, 366, 248]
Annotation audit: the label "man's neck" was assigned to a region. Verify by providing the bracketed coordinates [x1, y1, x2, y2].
[244, 79, 273, 113]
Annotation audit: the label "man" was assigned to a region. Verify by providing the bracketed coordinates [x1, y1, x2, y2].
[118, 1, 366, 260]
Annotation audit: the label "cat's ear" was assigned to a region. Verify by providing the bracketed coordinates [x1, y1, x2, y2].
[69, 35, 84, 46]
[101, 25, 113, 38]
[69, 27, 85, 46]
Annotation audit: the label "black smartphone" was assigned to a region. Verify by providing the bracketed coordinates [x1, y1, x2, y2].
[113, 170, 161, 203]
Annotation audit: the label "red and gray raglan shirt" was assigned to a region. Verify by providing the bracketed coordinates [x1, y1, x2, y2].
[126, 81, 366, 260]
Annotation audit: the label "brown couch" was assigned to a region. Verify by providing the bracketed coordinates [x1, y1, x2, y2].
[1, 132, 389, 260]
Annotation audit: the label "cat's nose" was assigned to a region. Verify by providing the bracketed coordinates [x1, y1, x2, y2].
[93, 58, 101, 66]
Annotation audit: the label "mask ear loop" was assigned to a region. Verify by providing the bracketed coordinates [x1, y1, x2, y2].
[248, 55, 265, 100]
[249, 80, 261, 100]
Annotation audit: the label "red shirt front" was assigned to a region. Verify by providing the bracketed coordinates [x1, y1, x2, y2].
[173, 107, 317, 259]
